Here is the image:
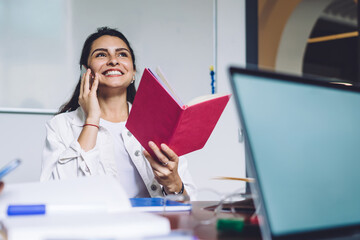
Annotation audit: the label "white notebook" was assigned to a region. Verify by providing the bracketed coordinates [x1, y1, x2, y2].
[0, 176, 170, 240]
[0, 176, 131, 217]
[2, 212, 170, 240]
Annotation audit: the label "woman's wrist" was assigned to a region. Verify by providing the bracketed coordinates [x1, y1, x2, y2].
[83, 117, 100, 130]
[85, 117, 100, 126]
[83, 123, 99, 129]
[163, 181, 184, 195]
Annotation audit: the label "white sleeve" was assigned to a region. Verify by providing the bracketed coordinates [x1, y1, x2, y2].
[178, 156, 197, 200]
[40, 118, 103, 181]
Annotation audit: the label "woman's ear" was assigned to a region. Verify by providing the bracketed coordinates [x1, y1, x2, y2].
[131, 75, 135, 84]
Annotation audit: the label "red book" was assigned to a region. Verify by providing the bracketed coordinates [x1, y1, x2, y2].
[126, 68, 231, 157]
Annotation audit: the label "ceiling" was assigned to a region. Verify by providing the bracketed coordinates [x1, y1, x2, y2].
[321, 0, 357, 27]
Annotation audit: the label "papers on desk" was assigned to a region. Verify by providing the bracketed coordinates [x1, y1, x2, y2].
[0, 176, 171, 240]
[0, 176, 131, 217]
[130, 198, 192, 212]
[2, 212, 170, 240]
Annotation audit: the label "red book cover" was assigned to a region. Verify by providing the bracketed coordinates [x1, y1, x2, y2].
[126, 68, 230, 157]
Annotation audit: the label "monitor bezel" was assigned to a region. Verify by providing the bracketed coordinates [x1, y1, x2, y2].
[229, 66, 360, 240]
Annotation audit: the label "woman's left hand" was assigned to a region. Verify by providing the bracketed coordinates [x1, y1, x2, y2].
[143, 141, 183, 194]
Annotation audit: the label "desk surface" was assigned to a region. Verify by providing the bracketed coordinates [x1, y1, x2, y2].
[0, 200, 260, 240]
[158, 201, 261, 240]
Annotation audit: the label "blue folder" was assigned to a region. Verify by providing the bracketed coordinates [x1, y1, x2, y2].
[130, 198, 191, 212]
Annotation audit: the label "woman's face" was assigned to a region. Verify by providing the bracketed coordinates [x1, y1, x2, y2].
[87, 35, 135, 90]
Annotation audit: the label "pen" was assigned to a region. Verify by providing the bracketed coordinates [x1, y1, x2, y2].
[7, 204, 107, 216]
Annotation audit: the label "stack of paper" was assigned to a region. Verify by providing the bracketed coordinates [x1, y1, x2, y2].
[0, 176, 170, 240]
[2, 212, 170, 240]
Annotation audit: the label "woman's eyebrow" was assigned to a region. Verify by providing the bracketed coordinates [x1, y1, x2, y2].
[115, 48, 130, 53]
[91, 48, 108, 56]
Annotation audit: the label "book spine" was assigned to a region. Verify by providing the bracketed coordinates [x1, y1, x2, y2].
[168, 110, 186, 155]
[126, 69, 183, 158]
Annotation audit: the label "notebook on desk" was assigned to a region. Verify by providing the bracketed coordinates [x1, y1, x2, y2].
[229, 67, 360, 240]
[0, 176, 171, 239]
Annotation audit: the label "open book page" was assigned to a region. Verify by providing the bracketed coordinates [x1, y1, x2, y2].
[153, 67, 184, 106]
[187, 93, 229, 106]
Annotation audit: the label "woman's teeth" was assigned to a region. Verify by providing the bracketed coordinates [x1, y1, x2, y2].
[105, 70, 123, 76]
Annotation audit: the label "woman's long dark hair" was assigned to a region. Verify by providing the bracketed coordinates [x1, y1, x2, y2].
[58, 27, 137, 114]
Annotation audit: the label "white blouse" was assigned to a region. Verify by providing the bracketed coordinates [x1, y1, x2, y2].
[41, 106, 197, 199]
[100, 119, 149, 198]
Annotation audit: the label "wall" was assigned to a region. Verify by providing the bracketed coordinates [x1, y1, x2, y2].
[276, 0, 332, 74]
[258, 0, 302, 69]
[0, 113, 52, 183]
[0, 0, 246, 199]
[186, 0, 246, 199]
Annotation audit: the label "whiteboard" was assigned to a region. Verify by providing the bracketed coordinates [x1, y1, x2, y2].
[0, 0, 213, 110]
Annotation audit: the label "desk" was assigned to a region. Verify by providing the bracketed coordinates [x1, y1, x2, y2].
[0, 201, 261, 240]
[158, 201, 261, 240]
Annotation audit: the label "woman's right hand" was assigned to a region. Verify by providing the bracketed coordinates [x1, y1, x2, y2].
[78, 68, 101, 124]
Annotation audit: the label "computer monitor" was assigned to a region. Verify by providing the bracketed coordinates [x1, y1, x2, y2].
[229, 67, 360, 240]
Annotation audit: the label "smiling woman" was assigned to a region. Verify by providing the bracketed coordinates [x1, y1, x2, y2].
[40, 27, 197, 200]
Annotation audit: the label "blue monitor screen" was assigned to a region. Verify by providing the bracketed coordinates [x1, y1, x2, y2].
[231, 70, 360, 236]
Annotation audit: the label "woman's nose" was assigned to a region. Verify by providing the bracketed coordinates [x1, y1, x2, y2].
[107, 55, 119, 66]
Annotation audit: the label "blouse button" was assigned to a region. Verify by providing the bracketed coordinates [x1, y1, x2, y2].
[151, 184, 157, 191]
[127, 131, 132, 137]
[134, 150, 141, 156]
